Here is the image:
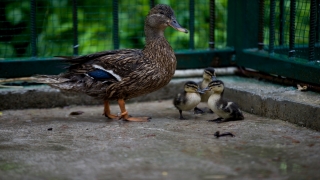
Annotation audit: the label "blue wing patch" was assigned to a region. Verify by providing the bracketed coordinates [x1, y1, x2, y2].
[87, 69, 117, 80]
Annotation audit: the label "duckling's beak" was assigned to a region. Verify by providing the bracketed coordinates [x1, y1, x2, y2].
[169, 17, 188, 33]
[197, 88, 207, 94]
[211, 76, 217, 81]
[201, 87, 210, 92]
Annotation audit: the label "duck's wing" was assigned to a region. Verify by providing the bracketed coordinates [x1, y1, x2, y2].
[173, 92, 187, 107]
[218, 99, 244, 120]
[216, 99, 229, 111]
[61, 49, 144, 81]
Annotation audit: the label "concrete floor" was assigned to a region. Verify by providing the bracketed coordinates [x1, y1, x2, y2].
[0, 100, 319, 180]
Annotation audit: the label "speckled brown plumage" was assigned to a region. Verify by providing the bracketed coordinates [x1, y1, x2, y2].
[37, 4, 188, 122]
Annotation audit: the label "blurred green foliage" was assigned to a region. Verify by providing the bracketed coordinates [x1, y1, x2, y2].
[0, 0, 228, 59]
[0, 0, 313, 60]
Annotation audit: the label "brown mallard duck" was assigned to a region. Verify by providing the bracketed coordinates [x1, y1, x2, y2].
[37, 4, 188, 122]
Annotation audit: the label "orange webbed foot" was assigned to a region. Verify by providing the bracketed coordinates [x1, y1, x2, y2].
[103, 113, 118, 119]
[119, 111, 151, 122]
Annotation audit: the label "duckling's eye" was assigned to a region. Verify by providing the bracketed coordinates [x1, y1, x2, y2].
[160, 11, 164, 15]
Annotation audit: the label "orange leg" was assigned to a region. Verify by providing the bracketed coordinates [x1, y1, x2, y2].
[117, 99, 151, 122]
[103, 100, 118, 119]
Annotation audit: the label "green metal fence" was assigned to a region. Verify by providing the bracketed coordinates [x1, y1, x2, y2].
[229, 0, 320, 86]
[0, 0, 319, 86]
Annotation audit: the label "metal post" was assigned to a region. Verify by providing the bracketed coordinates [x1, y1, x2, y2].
[316, 0, 320, 43]
[189, 0, 195, 50]
[30, 0, 37, 58]
[269, 0, 276, 55]
[209, 0, 215, 49]
[279, 0, 285, 45]
[150, 0, 155, 9]
[112, 0, 119, 49]
[309, 0, 317, 61]
[289, 0, 296, 58]
[258, 0, 265, 50]
[72, 0, 78, 55]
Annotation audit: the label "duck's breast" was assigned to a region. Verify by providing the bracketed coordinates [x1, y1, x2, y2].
[179, 93, 201, 111]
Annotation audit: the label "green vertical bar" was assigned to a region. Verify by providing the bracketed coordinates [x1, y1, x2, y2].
[189, 0, 195, 50]
[317, 0, 320, 43]
[112, 0, 119, 49]
[209, 0, 215, 49]
[258, 0, 265, 50]
[279, 0, 285, 45]
[289, 0, 296, 58]
[150, 0, 155, 9]
[227, 0, 259, 49]
[308, 0, 317, 61]
[30, 0, 37, 58]
[269, 0, 276, 55]
[72, 0, 78, 55]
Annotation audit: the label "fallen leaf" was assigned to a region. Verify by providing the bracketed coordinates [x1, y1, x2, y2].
[297, 84, 307, 91]
[282, 136, 300, 143]
[143, 134, 156, 138]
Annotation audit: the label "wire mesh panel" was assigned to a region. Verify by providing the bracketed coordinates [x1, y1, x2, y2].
[0, 0, 228, 60]
[263, 0, 320, 60]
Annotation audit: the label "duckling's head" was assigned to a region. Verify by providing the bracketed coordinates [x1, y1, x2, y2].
[184, 81, 204, 94]
[206, 80, 225, 94]
[145, 4, 188, 34]
[203, 67, 216, 81]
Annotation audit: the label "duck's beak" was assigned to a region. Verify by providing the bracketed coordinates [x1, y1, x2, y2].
[169, 17, 188, 33]
[201, 87, 210, 92]
[197, 88, 207, 94]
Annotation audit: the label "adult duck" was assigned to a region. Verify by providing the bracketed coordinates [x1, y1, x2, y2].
[38, 4, 188, 122]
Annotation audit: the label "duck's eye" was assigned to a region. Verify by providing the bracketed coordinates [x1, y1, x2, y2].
[160, 11, 164, 15]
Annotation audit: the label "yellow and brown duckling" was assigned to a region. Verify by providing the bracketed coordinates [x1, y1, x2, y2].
[173, 81, 205, 120]
[36, 4, 188, 122]
[194, 67, 216, 114]
[204, 79, 244, 123]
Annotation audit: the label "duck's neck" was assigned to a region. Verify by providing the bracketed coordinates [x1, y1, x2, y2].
[142, 27, 172, 55]
[210, 91, 224, 100]
[201, 79, 211, 89]
[144, 25, 166, 42]
[208, 93, 221, 106]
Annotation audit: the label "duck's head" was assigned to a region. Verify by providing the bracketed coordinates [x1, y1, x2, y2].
[145, 4, 188, 34]
[203, 67, 216, 81]
[184, 81, 205, 94]
[204, 80, 225, 94]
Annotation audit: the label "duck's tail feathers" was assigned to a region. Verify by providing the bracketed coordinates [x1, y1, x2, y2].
[0, 76, 70, 84]
[236, 111, 245, 120]
[33, 75, 70, 84]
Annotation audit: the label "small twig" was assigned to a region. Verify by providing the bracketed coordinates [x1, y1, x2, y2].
[214, 131, 235, 138]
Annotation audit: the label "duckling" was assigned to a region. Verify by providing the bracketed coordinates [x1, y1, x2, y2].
[35, 4, 188, 122]
[205, 80, 244, 123]
[173, 81, 205, 120]
[194, 67, 216, 114]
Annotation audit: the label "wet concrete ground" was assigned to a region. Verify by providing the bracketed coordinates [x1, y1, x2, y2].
[0, 100, 320, 180]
